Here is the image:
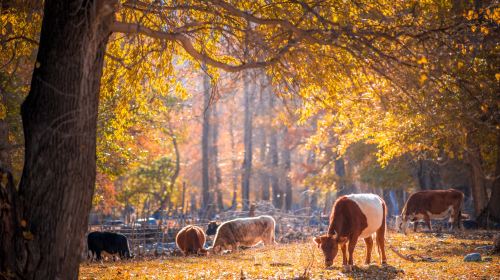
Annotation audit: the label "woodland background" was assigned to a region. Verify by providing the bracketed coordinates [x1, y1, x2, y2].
[0, 1, 499, 278]
[1, 1, 498, 224]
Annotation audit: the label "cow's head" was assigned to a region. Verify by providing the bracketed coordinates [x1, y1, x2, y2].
[313, 233, 347, 267]
[206, 221, 220, 236]
[208, 245, 221, 255]
[395, 215, 408, 234]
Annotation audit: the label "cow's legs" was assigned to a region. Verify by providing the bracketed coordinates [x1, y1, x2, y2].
[413, 220, 418, 232]
[341, 243, 347, 266]
[95, 250, 102, 261]
[88, 250, 94, 262]
[423, 214, 432, 231]
[364, 236, 373, 265]
[263, 231, 274, 246]
[347, 237, 358, 268]
[376, 227, 387, 265]
[450, 205, 462, 231]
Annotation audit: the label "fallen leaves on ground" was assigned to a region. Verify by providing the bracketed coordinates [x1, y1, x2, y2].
[80, 230, 499, 279]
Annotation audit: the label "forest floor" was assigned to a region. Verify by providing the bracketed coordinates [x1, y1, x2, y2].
[79, 230, 499, 279]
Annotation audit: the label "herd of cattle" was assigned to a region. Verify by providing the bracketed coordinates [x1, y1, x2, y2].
[87, 189, 466, 269]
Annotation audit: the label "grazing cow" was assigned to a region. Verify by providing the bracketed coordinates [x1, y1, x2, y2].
[206, 221, 220, 236]
[87, 231, 132, 261]
[175, 225, 208, 256]
[313, 193, 387, 270]
[395, 189, 464, 234]
[211, 215, 277, 253]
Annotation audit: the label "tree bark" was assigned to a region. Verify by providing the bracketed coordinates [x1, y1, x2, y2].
[0, 109, 11, 170]
[201, 67, 212, 213]
[466, 133, 489, 217]
[241, 71, 253, 210]
[0, 1, 115, 279]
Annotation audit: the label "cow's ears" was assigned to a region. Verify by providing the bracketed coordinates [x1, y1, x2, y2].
[313, 236, 322, 246]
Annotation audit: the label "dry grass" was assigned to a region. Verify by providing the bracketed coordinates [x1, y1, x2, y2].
[79, 230, 499, 279]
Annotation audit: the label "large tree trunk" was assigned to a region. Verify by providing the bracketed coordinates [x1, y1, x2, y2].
[466, 133, 489, 216]
[0, 1, 114, 279]
[241, 71, 253, 211]
[201, 68, 212, 214]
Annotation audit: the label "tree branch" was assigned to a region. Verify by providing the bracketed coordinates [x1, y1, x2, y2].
[110, 21, 296, 72]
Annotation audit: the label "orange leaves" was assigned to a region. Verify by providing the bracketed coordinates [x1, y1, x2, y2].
[79, 232, 500, 279]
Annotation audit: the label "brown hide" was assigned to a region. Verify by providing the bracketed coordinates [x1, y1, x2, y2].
[212, 215, 276, 252]
[328, 196, 368, 237]
[402, 189, 464, 223]
[175, 225, 207, 256]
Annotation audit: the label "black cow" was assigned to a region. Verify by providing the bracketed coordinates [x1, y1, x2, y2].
[87, 231, 133, 261]
[206, 221, 220, 236]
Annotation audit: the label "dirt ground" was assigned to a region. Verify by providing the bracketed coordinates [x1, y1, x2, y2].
[80, 230, 499, 279]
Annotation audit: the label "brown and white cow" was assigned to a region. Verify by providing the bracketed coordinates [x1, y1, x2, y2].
[395, 189, 464, 234]
[313, 193, 387, 270]
[175, 225, 208, 256]
[210, 215, 277, 253]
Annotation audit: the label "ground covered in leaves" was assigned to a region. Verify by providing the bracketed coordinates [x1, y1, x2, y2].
[80, 230, 499, 279]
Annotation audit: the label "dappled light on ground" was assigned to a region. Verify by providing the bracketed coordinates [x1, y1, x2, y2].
[80, 231, 499, 279]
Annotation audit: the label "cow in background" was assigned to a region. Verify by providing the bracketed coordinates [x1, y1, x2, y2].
[206, 221, 220, 236]
[313, 193, 387, 270]
[175, 225, 208, 256]
[210, 215, 277, 253]
[395, 189, 464, 234]
[87, 231, 133, 261]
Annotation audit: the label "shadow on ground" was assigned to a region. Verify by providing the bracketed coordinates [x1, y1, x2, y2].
[343, 264, 404, 280]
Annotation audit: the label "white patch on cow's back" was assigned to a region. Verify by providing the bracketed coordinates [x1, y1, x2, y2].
[346, 194, 383, 238]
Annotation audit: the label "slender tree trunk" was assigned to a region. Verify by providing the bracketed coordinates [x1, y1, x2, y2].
[305, 117, 317, 212]
[201, 68, 212, 213]
[181, 182, 186, 214]
[229, 103, 238, 209]
[158, 132, 180, 212]
[211, 103, 224, 211]
[258, 74, 270, 201]
[466, 133, 488, 216]
[416, 160, 440, 190]
[241, 71, 253, 210]
[268, 93, 281, 209]
[0, 1, 115, 279]
[282, 127, 293, 211]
